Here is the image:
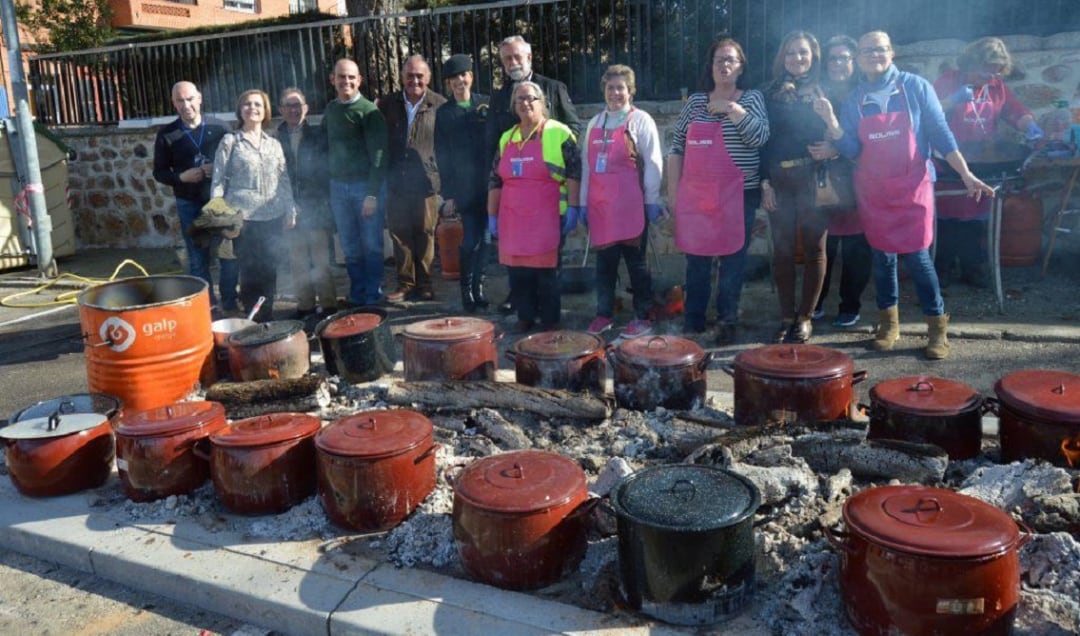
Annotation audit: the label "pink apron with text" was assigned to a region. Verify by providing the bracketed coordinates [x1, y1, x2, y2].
[935, 85, 995, 220]
[674, 121, 745, 256]
[855, 89, 935, 254]
[586, 110, 645, 247]
[497, 127, 562, 259]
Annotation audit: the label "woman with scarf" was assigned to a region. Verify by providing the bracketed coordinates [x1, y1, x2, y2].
[760, 30, 832, 344]
[579, 64, 665, 339]
[818, 31, 994, 360]
[668, 38, 769, 345]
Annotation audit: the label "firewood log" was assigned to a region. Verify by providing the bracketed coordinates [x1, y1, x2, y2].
[386, 381, 612, 420]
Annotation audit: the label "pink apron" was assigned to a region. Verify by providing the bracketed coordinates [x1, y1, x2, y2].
[674, 121, 745, 256]
[935, 84, 994, 220]
[497, 126, 562, 257]
[586, 110, 645, 247]
[854, 88, 935, 253]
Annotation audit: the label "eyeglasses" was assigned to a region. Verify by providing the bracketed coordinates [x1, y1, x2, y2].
[858, 46, 891, 57]
[828, 55, 853, 64]
[516, 95, 542, 104]
[713, 57, 742, 67]
[280, 102, 305, 109]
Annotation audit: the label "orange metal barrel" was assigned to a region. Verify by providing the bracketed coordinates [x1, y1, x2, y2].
[78, 275, 214, 412]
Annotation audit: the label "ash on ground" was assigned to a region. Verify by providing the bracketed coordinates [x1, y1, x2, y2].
[35, 377, 1080, 635]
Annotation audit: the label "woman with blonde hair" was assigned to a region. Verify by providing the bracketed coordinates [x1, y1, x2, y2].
[210, 89, 295, 322]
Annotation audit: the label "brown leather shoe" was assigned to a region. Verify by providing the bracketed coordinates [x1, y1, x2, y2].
[386, 288, 412, 303]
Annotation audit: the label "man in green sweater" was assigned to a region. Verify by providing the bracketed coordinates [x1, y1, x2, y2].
[323, 58, 389, 306]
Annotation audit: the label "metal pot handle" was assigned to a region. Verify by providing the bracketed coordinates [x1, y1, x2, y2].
[908, 379, 935, 392]
[504, 349, 518, 362]
[852, 370, 869, 385]
[82, 331, 115, 348]
[982, 396, 1000, 417]
[822, 524, 855, 554]
[1015, 517, 1035, 549]
[191, 438, 212, 462]
[414, 442, 440, 464]
[696, 351, 714, 373]
[566, 496, 601, 521]
[721, 363, 736, 378]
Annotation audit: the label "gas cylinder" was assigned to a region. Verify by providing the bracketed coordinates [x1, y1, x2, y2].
[437, 215, 464, 280]
[1001, 192, 1043, 267]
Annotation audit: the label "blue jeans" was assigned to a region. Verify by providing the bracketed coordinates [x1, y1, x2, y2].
[872, 248, 945, 316]
[684, 189, 761, 329]
[176, 197, 238, 309]
[330, 179, 385, 305]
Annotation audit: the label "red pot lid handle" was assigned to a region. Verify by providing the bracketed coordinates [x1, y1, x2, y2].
[453, 450, 585, 514]
[870, 376, 981, 416]
[317, 410, 431, 458]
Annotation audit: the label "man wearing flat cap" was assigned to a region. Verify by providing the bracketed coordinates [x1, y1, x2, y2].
[435, 54, 492, 312]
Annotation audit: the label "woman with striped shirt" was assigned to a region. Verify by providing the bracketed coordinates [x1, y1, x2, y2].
[667, 38, 770, 345]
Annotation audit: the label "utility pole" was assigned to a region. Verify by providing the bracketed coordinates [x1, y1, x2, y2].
[0, 0, 55, 277]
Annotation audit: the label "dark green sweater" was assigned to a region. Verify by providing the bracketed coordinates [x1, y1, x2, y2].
[323, 95, 388, 191]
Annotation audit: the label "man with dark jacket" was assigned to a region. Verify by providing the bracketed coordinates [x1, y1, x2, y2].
[379, 55, 448, 302]
[276, 87, 337, 320]
[485, 35, 581, 313]
[153, 80, 238, 313]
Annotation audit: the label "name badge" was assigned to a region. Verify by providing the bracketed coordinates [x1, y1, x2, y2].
[595, 152, 608, 174]
[511, 158, 524, 178]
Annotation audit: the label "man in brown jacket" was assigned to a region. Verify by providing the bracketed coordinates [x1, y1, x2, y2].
[379, 55, 447, 302]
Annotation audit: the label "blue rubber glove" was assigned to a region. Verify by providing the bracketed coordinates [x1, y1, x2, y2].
[951, 85, 974, 104]
[1025, 120, 1044, 142]
[645, 204, 664, 224]
[579, 206, 588, 228]
[488, 215, 498, 239]
[562, 206, 581, 236]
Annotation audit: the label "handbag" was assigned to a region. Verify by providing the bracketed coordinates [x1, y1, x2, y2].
[813, 158, 855, 212]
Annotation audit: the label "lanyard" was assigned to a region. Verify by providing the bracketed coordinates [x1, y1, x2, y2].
[183, 121, 205, 153]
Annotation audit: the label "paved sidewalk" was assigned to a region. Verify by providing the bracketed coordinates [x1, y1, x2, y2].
[0, 463, 765, 635]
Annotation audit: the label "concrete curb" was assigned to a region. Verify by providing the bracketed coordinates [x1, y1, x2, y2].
[0, 476, 697, 636]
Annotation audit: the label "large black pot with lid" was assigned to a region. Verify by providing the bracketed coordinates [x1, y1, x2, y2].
[610, 464, 760, 626]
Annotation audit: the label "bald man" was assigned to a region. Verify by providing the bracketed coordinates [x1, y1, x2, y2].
[323, 59, 389, 307]
[153, 81, 237, 314]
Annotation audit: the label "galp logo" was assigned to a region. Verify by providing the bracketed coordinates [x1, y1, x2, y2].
[99, 317, 136, 352]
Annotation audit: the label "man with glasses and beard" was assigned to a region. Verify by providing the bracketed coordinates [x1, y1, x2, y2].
[486, 35, 582, 313]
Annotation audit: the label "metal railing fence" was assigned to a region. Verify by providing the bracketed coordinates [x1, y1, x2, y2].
[27, 0, 1074, 126]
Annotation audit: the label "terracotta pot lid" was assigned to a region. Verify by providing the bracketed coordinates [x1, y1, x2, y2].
[614, 335, 704, 367]
[994, 369, 1080, 424]
[870, 376, 982, 416]
[318, 311, 383, 339]
[115, 401, 227, 438]
[511, 330, 604, 360]
[11, 393, 121, 424]
[317, 410, 432, 459]
[0, 411, 109, 440]
[843, 485, 1019, 558]
[403, 316, 494, 341]
[611, 465, 760, 532]
[211, 412, 321, 448]
[735, 344, 853, 379]
[454, 450, 585, 514]
[228, 320, 305, 347]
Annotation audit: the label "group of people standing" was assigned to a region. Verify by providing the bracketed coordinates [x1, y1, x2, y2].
[154, 28, 1036, 362]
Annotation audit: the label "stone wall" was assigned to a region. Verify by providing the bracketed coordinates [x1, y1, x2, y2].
[56, 31, 1080, 250]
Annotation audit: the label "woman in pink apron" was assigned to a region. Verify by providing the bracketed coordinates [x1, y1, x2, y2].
[933, 37, 1041, 288]
[579, 65, 665, 339]
[667, 38, 770, 345]
[487, 81, 581, 334]
[812, 35, 871, 329]
[819, 31, 994, 360]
